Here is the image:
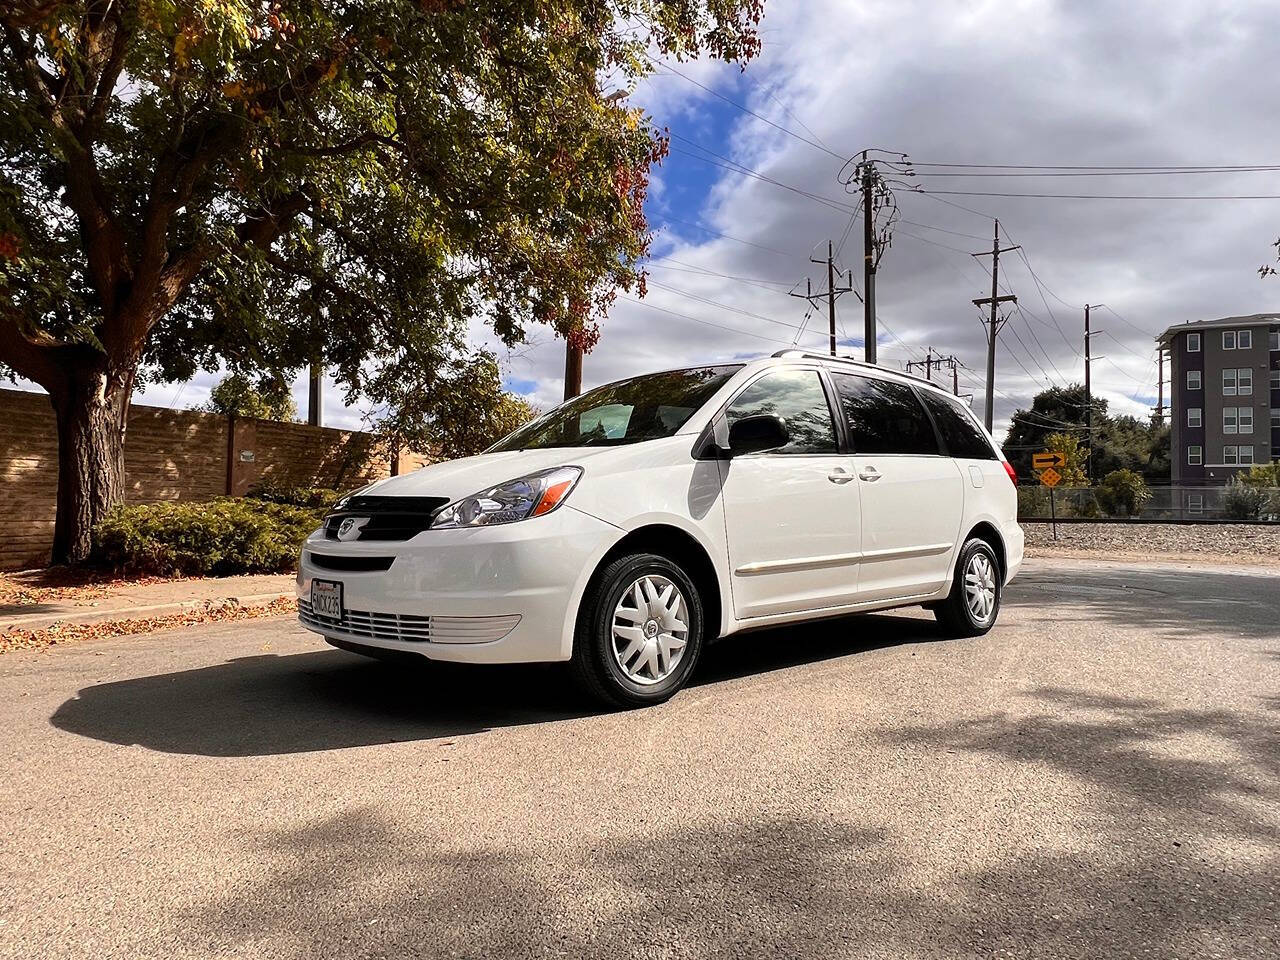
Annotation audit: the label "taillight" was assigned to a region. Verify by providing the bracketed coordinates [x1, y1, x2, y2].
[1002, 461, 1018, 485]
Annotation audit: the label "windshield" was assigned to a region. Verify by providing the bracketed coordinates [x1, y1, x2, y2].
[490, 365, 743, 451]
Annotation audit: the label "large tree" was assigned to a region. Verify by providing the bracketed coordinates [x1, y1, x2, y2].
[0, 0, 763, 562]
[1003, 384, 1170, 485]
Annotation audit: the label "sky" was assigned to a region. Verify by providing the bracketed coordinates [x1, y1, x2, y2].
[12, 0, 1280, 440]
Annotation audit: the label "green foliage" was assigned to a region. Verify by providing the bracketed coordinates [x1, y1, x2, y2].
[379, 352, 538, 459]
[1222, 463, 1280, 521]
[92, 498, 326, 576]
[203, 373, 297, 421]
[1041, 432, 1089, 486]
[1095, 469, 1151, 518]
[1, 0, 764, 406]
[245, 478, 341, 509]
[1003, 386, 1170, 486]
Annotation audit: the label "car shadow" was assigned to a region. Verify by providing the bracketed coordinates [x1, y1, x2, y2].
[49, 612, 942, 757]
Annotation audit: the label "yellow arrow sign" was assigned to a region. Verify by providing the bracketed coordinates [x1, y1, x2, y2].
[1039, 466, 1062, 488]
[1032, 452, 1067, 470]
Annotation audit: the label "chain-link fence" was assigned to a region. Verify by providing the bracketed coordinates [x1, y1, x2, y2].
[1017, 485, 1280, 523]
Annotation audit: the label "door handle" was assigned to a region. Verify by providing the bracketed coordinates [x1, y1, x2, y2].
[827, 468, 854, 484]
[858, 466, 881, 482]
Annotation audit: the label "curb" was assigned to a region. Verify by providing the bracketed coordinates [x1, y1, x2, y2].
[0, 591, 295, 634]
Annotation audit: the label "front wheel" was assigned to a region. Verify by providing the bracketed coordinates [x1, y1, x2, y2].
[933, 538, 1002, 637]
[570, 552, 705, 708]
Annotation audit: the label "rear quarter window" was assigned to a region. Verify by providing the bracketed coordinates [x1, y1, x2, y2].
[919, 391, 998, 460]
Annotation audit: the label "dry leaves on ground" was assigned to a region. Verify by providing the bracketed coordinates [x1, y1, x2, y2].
[0, 570, 182, 608]
[0, 597, 295, 654]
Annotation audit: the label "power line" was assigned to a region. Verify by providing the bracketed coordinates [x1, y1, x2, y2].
[644, 279, 808, 332]
[909, 167, 1280, 178]
[656, 216, 796, 258]
[908, 161, 1280, 171]
[915, 187, 1280, 200]
[618, 296, 798, 346]
[646, 57, 847, 161]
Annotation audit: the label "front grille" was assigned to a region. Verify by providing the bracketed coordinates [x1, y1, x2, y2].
[305, 552, 395, 572]
[323, 495, 450, 542]
[298, 599, 520, 644]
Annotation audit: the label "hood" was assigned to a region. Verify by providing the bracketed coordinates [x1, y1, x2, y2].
[354, 447, 618, 502]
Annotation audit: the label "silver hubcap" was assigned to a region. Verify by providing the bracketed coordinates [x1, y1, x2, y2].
[611, 574, 690, 685]
[964, 552, 997, 624]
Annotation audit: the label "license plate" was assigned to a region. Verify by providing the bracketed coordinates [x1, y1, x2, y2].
[311, 579, 343, 621]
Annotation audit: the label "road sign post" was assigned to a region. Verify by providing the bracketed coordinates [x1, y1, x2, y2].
[1034, 451, 1065, 541]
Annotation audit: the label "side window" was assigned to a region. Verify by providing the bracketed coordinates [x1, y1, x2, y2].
[724, 369, 837, 455]
[918, 390, 997, 460]
[831, 373, 940, 455]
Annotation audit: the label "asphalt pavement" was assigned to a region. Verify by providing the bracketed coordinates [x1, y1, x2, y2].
[2, 558, 1278, 959]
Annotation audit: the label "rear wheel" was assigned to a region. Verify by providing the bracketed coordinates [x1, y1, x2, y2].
[933, 538, 1002, 637]
[570, 552, 705, 708]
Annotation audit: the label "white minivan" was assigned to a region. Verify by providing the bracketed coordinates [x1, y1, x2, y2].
[298, 351, 1023, 706]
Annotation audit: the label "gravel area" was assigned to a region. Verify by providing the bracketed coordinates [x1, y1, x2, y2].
[1024, 521, 1280, 566]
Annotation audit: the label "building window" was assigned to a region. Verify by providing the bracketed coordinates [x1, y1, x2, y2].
[1188, 332, 1201, 352]
[1187, 407, 1202, 428]
[1224, 445, 1238, 465]
[1271, 330, 1279, 351]
[1223, 407, 1254, 435]
[1272, 407, 1280, 428]
[1239, 330, 1253, 350]
[1272, 368, 1280, 390]
[1187, 370, 1201, 390]
[1186, 493, 1203, 515]
[1188, 445, 1202, 465]
[1224, 368, 1252, 396]
[1224, 330, 1237, 350]
[1241, 446, 1255, 465]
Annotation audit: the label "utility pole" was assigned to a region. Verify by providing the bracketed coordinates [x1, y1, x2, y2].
[1083, 304, 1104, 483]
[790, 243, 854, 356]
[1155, 347, 1165, 423]
[907, 352, 961, 395]
[563, 340, 583, 401]
[861, 151, 877, 364]
[971, 219, 1019, 430]
[1084, 304, 1091, 482]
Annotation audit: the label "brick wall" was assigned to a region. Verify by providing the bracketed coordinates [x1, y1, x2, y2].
[0, 388, 422, 570]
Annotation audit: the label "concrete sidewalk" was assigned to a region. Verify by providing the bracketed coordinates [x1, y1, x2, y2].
[0, 572, 295, 633]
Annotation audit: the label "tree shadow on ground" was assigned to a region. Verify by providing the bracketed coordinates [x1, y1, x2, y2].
[1005, 567, 1280, 641]
[49, 612, 942, 757]
[173, 686, 1280, 959]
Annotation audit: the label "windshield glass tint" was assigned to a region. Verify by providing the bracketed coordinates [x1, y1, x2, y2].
[490, 365, 743, 451]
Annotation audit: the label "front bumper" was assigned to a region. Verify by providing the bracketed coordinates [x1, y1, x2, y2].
[295, 506, 620, 664]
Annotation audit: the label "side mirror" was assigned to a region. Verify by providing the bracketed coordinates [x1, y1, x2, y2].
[727, 415, 790, 457]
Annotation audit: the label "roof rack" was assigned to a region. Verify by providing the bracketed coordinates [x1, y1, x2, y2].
[769, 349, 942, 389]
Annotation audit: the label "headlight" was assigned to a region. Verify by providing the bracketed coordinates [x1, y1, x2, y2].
[429, 466, 583, 529]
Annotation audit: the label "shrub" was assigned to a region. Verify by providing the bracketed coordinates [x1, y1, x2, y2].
[92, 498, 327, 576]
[1223, 479, 1272, 521]
[1095, 469, 1151, 518]
[245, 476, 342, 509]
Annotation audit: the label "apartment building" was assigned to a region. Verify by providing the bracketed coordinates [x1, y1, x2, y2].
[1157, 313, 1280, 485]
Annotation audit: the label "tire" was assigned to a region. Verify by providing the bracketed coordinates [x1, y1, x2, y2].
[933, 538, 1002, 637]
[570, 552, 705, 708]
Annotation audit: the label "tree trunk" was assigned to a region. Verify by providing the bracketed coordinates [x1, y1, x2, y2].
[48, 369, 129, 565]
